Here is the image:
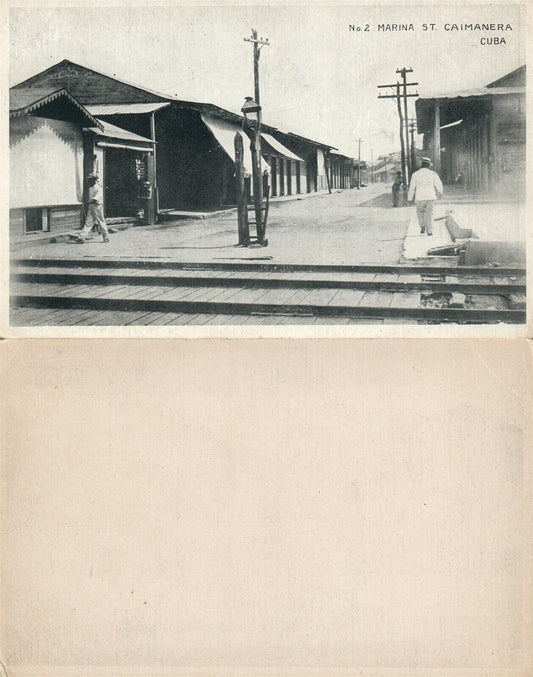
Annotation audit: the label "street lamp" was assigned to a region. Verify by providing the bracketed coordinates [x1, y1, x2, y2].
[241, 96, 261, 122]
[241, 96, 266, 244]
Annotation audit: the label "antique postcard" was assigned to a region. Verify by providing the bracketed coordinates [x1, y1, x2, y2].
[1, 2, 532, 676]
[1, 1, 530, 336]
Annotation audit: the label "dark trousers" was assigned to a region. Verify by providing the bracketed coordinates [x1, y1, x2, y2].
[392, 189, 400, 207]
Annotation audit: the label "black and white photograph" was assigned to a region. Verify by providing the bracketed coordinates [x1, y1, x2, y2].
[5, 3, 528, 329]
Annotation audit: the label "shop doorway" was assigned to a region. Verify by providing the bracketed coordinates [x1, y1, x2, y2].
[103, 149, 147, 218]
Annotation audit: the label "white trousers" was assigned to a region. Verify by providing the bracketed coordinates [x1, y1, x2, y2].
[79, 203, 109, 239]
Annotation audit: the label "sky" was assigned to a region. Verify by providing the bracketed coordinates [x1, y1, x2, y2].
[9, 3, 526, 160]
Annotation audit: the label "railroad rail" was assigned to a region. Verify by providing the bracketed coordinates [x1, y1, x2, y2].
[10, 258, 527, 325]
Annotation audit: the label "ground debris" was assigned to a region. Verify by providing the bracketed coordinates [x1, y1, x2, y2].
[507, 293, 526, 310]
[420, 292, 451, 309]
[449, 292, 466, 308]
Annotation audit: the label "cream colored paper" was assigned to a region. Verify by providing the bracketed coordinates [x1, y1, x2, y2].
[1, 339, 531, 676]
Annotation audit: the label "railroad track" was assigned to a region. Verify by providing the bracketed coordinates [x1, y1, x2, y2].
[10, 257, 527, 325]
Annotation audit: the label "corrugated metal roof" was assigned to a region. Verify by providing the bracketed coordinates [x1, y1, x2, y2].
[261, 133, 304, 162]
[86, 119, 154, 144]
[9, 87, 103, 130]
[418, 85, 524, 102]
[86, 102, 171, 116]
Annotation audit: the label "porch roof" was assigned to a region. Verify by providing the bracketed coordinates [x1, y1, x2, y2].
[85, 119, 155, 145]
[416, 86, 525, 133]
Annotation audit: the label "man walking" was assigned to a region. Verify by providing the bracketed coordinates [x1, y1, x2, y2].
[407, 157, 443, 236]
[75, 172, 109, 243]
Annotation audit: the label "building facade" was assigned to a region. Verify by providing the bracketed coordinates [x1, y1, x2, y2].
[11, 59, 352, 235]
[415, 66, 526, 200]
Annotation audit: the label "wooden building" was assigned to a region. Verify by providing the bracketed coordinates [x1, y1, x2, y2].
[267, 131, 334, 194]
[415, 66, 526, 199]
[9, 86, 155, 238]
[329, 152, 356, 189]
[9, 87, 100, 238]
[11, 59, 352, 227]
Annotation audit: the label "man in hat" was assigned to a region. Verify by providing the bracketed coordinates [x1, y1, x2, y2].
[75, 172, 109, 243]
[407, 157, 443, 236]
[391, 171, 403, 207]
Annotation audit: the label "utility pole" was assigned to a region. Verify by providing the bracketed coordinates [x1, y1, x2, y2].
[377, 72, 418, 196]
[371, 148, 374, 184]
[244, 29, 269, 106]
[409, 119, 417, 172]
[396, 68, 417, 179]
[243, 29, 269, 243]
[356, 138, 363, 188]
[396, 83, 407, 192]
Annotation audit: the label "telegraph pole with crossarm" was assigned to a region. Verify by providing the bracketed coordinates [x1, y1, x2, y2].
[244, 29, 270, 106]
[243, 29, 270, 243]
[377, 71, 418, 196]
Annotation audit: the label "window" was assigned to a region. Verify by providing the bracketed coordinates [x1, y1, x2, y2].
[25, 208, 50, 234]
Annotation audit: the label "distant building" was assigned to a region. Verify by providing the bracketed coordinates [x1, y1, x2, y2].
[415, 65, 526, 199]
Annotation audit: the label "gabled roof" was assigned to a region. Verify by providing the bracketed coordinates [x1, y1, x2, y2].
[486, 64, 526, 88]
[12, 58, 175, 103]
[9, 87, 103, 129]
[12, 59, 342, 153]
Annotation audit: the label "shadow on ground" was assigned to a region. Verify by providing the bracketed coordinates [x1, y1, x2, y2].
[358, 191, 407, 209]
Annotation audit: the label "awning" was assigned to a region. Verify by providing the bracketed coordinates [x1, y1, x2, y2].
[86, 102, 171, 116]
[95, 141, 153, 153]
[201, 114, 253, 176]
[84, 119, 155, 147]
[200, 114, 270, 177]
[261, 133, 304, 162]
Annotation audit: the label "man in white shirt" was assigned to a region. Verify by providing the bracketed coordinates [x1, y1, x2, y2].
[75, 172, 109, 243]
[407, 157, 443, 236]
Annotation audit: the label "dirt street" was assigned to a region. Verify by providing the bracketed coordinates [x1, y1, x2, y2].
[13, 185, 412, 266]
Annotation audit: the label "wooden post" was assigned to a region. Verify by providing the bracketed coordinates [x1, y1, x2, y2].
[401, 73, 411, 178]
[433, 102, 441, 173]
[249, 125, 264, 240]
[396, 83, 408, 199]
[234, 132, 249, 245]
[325, 151, 332, 194]
[150, 112, 159, 218]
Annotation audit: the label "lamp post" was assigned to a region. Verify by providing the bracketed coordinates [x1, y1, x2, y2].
[241, 96, 265, 244]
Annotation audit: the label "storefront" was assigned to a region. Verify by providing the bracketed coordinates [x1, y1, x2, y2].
[84, 119, 155, 222]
